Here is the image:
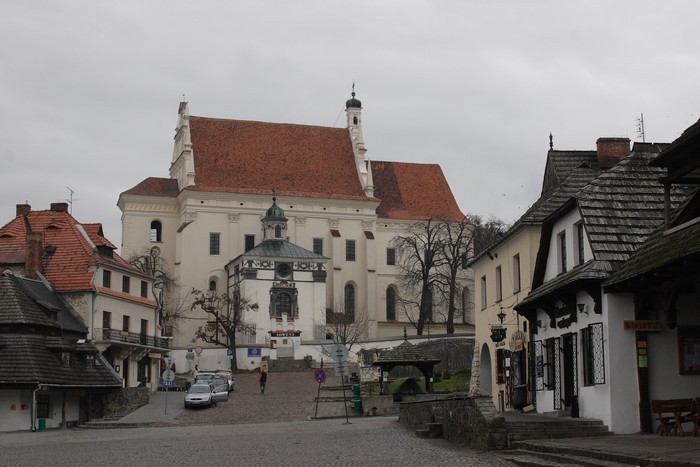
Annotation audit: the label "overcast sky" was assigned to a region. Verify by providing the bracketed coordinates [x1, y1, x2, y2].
[2, 1, 699, 250]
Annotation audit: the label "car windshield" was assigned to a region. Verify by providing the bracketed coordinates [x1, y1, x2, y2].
[189, 385, 211, 394]
[195, 373, 215, 381]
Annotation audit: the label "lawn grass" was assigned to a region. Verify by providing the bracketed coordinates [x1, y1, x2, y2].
[388, 369, 470, 393]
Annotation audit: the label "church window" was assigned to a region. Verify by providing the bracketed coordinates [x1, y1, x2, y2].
[346, 240, 356, 261]
[275, 293, 292, 317]
[150, 220, 162, 242]
[386, 287, 396, 321]
[245, 235, 255, 252]
[210, 233, 220, 255]
[209, 280, 217, 292]
[386, 248, 396, 266]
[344, 283, 355, 321]
[313, 238, 323, 256]
[275, 225, 282, 238]
[353, 116, 358, 125]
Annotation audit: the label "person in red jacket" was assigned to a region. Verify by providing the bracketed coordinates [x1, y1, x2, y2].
[259, 370, 267, 394]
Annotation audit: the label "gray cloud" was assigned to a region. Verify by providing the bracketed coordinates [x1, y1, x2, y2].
[1, 1, 698, 249]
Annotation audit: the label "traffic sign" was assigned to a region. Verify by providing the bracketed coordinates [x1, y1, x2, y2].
[313, 368, 327, 384]
[227, 348, 234, 356]
[161, 369, 175, 382]
[161, 380, 174, 387]
[195, 346, 203, 356]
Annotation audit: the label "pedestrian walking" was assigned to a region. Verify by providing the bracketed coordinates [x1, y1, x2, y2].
[259, 370, 267, 394]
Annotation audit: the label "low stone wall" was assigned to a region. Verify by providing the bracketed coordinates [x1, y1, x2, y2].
[98, 387, 150, 419]
[398, 395, 507, 451]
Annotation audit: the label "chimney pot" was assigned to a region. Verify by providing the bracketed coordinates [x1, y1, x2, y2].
[16, 204, 31, 217]
[50, 202, 69, 213]
[597, 137, 630, 169]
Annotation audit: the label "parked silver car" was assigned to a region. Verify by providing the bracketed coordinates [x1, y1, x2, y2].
[184, 382, 228, 408]
[216, 371, 235, 392]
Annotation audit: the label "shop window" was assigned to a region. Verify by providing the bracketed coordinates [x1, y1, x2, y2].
[678, 326, 700, 375]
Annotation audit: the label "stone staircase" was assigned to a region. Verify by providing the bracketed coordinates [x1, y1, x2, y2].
[505, 415, 613, 443]
[499, 441, 644, 466]
[268, 357, 315, 373]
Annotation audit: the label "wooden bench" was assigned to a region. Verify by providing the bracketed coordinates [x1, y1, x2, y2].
[651, 398, 695, 436]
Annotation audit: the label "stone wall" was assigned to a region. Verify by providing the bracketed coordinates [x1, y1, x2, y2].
[93, 387, 150, 419]
[398, 395, 507, 451]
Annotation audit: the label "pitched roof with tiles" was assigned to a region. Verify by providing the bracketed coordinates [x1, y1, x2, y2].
[0, 208, 148, 293]
[188, 117, 370, 200]
[371, 161, 465, 221]
[121, 111, 464, 222]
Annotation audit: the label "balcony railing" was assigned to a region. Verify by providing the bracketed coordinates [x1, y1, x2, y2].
[95, 327, 170, 349]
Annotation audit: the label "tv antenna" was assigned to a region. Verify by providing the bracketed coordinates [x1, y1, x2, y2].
[66, 186, 79, 214]
[636, 113, 646, 142]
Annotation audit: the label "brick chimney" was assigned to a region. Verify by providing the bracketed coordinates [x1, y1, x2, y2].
[597, 137, 630, 169]
[50, 202, 69, 213]
[16, 204, 31, 217]
[25, 232, 44, 279]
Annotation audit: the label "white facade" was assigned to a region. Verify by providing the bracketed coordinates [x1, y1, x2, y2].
[119, 99, 474, 369]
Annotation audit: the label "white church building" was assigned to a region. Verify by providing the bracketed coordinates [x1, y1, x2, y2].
[118, 93, 472, 370]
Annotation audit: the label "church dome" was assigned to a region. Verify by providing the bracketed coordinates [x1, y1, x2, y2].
[265, 198, 286, 219]
[345, 92, 362, 109]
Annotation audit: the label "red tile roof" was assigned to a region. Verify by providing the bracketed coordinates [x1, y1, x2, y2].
[122, 115, 464, 221]
[0, 209, 147, 293]
[122, 177, 179, 197]
[372, 161, 465, 221]
[188, 117, 370, 200]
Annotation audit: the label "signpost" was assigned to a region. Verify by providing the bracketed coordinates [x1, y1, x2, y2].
[329, 345, 351, 424]
[313, 360, 325, 419]
[162, 358, 176, 414]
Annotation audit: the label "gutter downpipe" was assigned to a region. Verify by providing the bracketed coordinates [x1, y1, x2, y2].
[32, 384, 42, 432]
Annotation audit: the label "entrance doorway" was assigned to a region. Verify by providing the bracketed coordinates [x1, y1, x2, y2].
[561, 333, 578, 408]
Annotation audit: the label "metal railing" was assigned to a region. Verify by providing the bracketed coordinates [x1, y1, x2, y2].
[95, 327, 170, 349]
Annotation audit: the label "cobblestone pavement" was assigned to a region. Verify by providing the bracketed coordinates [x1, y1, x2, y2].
[0, 372, 516, 466]
[170, 371, 321, 425]
[0, 417, 514, 466]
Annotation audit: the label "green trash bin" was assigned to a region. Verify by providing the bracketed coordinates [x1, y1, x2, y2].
[352, 383, 360, 396]
[37, 418, 46, 431]
[352, 399, 362, 414]
[185, 381, 192, 391]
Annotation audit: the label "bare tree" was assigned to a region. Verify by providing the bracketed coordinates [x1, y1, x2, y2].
[469, 214, 509, 257]
[191, 289, 258, 371]
[434, 217, 475, 334]
[323, 302, 369, 355]
[392, 218, 446, 335]
[128, 247, 189, 335]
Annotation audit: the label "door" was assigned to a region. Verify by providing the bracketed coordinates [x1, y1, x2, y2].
[562, 333, 578, 408]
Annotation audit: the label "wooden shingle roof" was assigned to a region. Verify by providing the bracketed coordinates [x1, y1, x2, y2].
[373, 339, 440, 365]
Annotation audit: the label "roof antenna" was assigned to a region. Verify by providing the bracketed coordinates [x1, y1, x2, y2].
[66, 187, 79, 214]
[549, 133, 553, 150]
[636, 113, 645, 142]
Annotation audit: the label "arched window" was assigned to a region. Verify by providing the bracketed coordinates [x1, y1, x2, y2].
[208, 280, 217, 292]
[344, 283, 355, 322]
[353, 116, 358, 125]
[386, 287, 396, 321]
[150, 220, 162, 242]
[274, 225, 282, 238]
[275, 293, 292, 317]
